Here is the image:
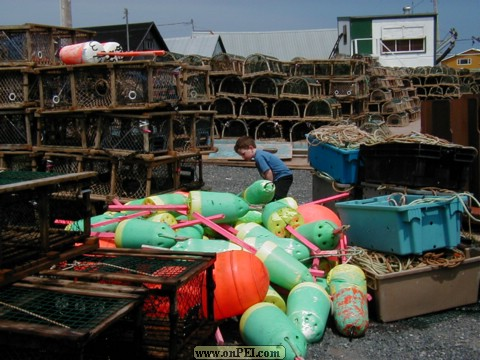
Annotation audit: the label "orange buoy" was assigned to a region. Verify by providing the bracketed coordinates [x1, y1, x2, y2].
[202, 250, 269, 321]
[297, 203, 342, 226]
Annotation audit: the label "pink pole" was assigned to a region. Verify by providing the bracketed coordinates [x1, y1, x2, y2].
[91, 210, 152, 228]
[192, 212, 258, 253]
[303, 192, 350, 206]
[91, 231, 115, 238]
[171, 214, 225, 229]
[108, 204, 188, 212]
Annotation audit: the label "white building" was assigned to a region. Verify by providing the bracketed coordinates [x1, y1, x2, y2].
[337, 13, 437, 67]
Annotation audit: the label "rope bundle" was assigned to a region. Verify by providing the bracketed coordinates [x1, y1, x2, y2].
[349, 246, 467, 275]
[307, 123, 386, 149]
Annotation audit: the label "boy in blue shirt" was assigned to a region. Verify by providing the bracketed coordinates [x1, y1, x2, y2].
[234, 136, 293, 201]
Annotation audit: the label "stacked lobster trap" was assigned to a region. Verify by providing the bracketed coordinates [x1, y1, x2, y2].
[367, 66, 421, 127]
[408, 65, 480, 100]
[33, 110, 215, 203]
[0, 24, 216, 208]
[208, 55, 370, 143]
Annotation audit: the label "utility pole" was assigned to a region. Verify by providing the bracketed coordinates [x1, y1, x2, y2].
[60, 0, 72, 28]
[124, 8, 130, 51]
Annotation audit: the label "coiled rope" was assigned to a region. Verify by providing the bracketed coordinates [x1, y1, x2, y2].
[307, 123, 386, 149]
[349, 246, 466, 275]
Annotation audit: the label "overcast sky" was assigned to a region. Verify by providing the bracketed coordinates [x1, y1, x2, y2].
[1, 0, 479, 54]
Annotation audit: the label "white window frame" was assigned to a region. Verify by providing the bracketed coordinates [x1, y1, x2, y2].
[380, 38, 426, 55]
[457, 58, 472, 66]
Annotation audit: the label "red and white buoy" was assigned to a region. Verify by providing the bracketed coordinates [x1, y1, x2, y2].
[59, 41, 105, 65]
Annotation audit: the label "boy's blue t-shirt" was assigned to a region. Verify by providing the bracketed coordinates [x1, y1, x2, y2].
[254, 149, 293, 181]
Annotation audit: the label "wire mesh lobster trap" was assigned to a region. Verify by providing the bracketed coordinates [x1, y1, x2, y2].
[0, 24, 94, 66]
[218, 118, 249, 138]
[0, 66, 38, 108]
[330, 76, 369, 98]
[151, 64, 181, 104]
[239, 97, 269, 120]
[369, 88, 393, 102]
[209, 53, 245, 76]
[74, 64, 113, 109]
[159, 110, 215, 153]
[0, 170, 98, 286]
[288, 120, 319, 143]
[280, 76, 323, 99]
[249, 76, 283, 99]
[99, 115, 159, 154]
[39, 248, 216, 360]
[38, 66, 73, 110]
[0, 280, 142, 360]
[114, 62, 149, 107]
[214, 75, 247, 98]
[254, 120, 284, 141]
[243, 53, 287, 78]
[289, 59, 367, 79]
[36, 114, 97, 151]
[303, 98, 343, 122]
[271, 98, 302, 121]
[113, 157, 176, 200]
[208, 96, 237, 119]
[0, 150, 39, 171]
[0, 111, 34, 150]
[177, 65, 211, 105]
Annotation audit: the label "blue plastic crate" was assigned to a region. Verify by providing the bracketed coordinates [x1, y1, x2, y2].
[307, 139, 360, 184]
[335, 194, 466, 255]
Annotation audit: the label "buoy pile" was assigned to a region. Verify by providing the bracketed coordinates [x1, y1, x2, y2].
[67, 179, 368, 360]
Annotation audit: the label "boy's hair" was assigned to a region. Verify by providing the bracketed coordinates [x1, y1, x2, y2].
[234, 136, 256, 152]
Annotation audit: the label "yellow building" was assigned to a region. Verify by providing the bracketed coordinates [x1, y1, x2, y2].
[441, 48, 480, 72]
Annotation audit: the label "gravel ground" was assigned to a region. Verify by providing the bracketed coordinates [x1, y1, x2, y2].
[201, 163, 480, 360]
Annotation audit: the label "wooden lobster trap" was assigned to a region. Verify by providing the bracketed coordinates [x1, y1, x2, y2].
[209, 53, 245, 76]
[39, 152, 178, 203]
[208, 96, 238, 119]
[0, 111, 35, 150]
[0, 279, 143, 360]
[249, 76, 283, 99]
[35, 114, 98, 152]
[303, 98, 343, 122]
[289, 58, 367, 79]
[280, 76, 323, 99]
[38, 248, 217, 359]
[330, 76, 369, 98]
[0, 66, 38, 109]
[97, 115, 170, 156]
[239, 97, 269, 120]
[144, 110, 216, 154]
[271, 98, 302, 121]
[73, 64, 113, 109]
[214, 75, 247, 98]
[0, 150, 39, 171]
[176, 65, 212, 105]
[38, 65, 73, 111]
[0, 171, 98, 286]
[0, 23, 94, 66]
[243, 53, 287, 79]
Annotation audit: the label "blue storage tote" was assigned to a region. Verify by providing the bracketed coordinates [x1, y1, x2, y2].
[335, 194, 466, 255]
[307, 138, 360, 184]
